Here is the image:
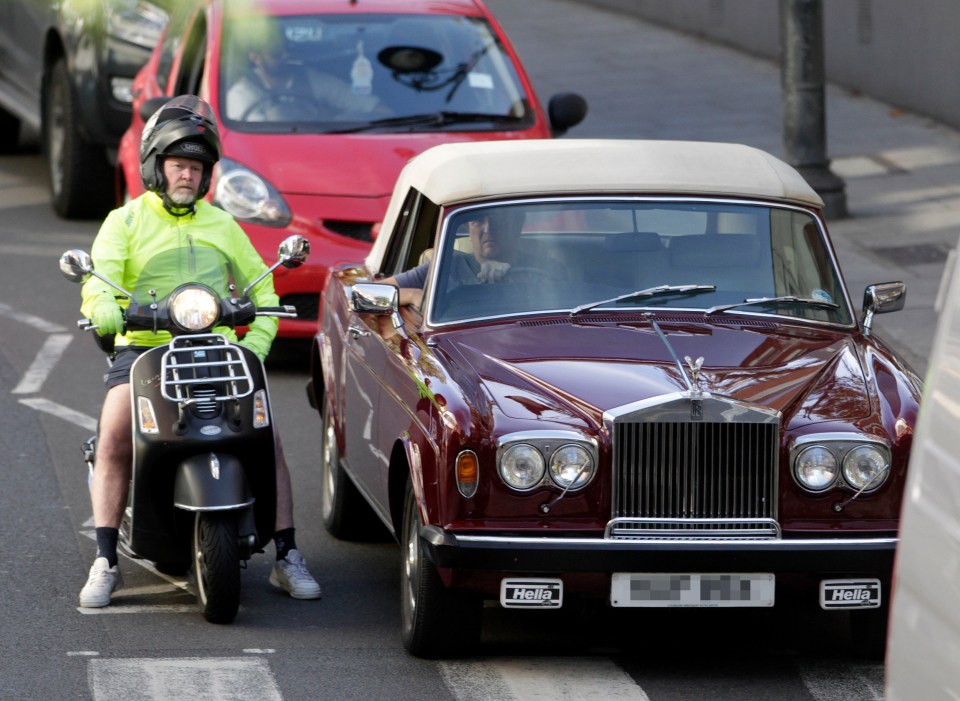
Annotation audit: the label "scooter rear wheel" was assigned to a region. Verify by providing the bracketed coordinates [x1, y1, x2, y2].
[193, 512, 241, 623]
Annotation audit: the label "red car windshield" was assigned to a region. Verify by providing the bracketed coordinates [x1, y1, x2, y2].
[219, 14, 533, 133]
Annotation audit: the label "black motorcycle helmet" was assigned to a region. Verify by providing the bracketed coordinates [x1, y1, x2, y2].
[139, 95, 222, 207]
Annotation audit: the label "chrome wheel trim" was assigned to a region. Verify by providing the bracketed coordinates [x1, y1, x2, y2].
[321, 408, 336, 521]
[402, 497, 419, 623]
[192, 515, 208, 606]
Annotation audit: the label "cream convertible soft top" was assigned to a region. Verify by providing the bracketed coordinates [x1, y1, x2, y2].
[366, 139, 823, 272]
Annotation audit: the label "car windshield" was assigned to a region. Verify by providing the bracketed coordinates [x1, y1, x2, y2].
[219, 13, 532, 133]
[425, 200, 854, 326]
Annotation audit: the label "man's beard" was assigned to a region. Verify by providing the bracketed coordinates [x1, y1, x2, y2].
[168, 187, 197, 206]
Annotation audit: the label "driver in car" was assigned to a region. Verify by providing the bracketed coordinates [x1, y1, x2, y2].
[384, 210, 538, 309]
[225, 25, 385, 122]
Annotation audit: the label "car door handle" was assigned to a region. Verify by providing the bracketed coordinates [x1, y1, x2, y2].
[348, 324, 370, 339]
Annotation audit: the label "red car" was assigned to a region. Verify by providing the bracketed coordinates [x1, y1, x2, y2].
[117, 0, 586, 337]
[308, 139, 920, 658]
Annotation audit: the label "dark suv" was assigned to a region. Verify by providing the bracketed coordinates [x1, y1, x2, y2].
[0, 1, 167, 218]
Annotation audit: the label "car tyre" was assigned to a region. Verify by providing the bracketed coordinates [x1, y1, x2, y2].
[44, 57, 114, 219]
[400, 481, 481, 658]
[320, 400, 374, 539]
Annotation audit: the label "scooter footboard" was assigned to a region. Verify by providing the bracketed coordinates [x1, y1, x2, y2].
[174, 453, 254, 511]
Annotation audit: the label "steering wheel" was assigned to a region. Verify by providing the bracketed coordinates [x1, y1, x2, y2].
[501, 265, 561, 281]
[241, 92, 323, 121]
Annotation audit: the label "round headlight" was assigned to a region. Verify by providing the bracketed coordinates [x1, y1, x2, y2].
[170, 286, 219, 331]
[842, 445, 890, 491]
[794, 445, 838, 491]
[549, 444, 595, 490]
[499, 444, 545, 491]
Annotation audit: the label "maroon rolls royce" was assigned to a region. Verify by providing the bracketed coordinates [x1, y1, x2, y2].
[306, 139, 920, 658]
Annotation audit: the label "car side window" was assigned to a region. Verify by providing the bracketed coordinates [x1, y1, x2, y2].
[156, 6, 195, 93]
[173, 11, 208, 96]
[380, 189, 440, 277]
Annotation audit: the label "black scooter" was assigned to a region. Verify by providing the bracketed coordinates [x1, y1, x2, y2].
[59, 235, 309, 623]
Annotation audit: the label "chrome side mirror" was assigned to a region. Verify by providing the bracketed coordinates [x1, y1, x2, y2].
[243, 235, 311, 296]
[351, 282, 403, 330]
[862, 281, 906, 334]
[278, 235, 310, 269]
[59, 249, 93, 283]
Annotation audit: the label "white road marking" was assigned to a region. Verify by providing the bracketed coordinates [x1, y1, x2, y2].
[88, 657, 282, 701]
[0, 242, 84, 257]
[18, 397, 97, 431]
[67, 651, 100, 657]
[12, 332, 72, 394]
[0, 301, 67, 332]
[440, 658, 650, 701]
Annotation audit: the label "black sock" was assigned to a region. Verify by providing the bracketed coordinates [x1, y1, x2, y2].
[95, 527, 119, 568]
[274, 527, 296, 561]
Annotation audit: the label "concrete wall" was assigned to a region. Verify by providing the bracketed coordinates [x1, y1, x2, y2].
[573, 0, 960, 131]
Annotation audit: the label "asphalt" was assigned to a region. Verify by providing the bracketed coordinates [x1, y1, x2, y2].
[487, 0, 960, 377]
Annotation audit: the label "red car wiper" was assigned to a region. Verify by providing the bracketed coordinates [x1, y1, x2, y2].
[327, 111, 524, 134]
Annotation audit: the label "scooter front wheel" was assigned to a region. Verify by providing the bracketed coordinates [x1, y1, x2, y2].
[193, 512, 241, 623]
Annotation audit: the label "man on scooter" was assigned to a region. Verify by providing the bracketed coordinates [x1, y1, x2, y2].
[78, 95, 321, 607]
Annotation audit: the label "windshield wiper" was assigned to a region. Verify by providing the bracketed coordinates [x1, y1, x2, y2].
[704, 295, 841, 315]
[328, 111, 523, 134]
[570, 284, 716, 317]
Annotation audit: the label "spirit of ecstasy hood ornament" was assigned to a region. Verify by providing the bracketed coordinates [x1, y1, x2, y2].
[684, 355, 704, 395]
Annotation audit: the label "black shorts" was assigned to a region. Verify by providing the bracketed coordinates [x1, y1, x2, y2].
[104, 346, 152, 390]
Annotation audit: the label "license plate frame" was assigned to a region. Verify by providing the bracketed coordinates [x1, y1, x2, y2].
[611, 573, 775, 608]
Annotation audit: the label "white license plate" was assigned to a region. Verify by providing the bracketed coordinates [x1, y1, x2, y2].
[820, 578, 882, 609]
[611, 573, 775, 608]
[500, 578, 563, 608]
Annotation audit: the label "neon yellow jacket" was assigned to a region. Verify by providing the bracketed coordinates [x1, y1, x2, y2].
[81, 192, 278, 360]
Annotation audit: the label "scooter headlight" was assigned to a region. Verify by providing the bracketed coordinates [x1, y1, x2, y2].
[170, 285, 220, 332]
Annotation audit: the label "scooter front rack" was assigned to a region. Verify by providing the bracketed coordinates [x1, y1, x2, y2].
[160, 334, 254, 406]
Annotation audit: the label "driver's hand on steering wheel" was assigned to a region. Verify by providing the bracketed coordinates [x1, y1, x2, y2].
[477, 260, 511, 283]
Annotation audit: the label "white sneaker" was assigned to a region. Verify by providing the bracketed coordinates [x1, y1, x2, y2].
[269, 549, 321, 600]
[79, 557, 123, 608]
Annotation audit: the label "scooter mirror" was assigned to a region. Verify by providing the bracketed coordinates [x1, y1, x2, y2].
[59, 249, 93, 283]
[278, 235, 310, 269]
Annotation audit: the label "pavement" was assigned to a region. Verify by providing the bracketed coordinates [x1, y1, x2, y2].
[487, 0, 960, 377]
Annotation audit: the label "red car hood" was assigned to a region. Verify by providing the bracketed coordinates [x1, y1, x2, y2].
[433, 317, 870, 428]
[221, 131, 530, 198]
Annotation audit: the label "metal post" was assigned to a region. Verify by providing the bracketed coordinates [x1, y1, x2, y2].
[780, 0, 847, 219]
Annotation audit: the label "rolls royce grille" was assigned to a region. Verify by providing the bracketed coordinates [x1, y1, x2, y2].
[610, 420, 779, 539]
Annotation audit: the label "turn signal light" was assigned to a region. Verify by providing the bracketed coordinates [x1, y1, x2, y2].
[137, 396, 159, 434]
[252, 389, 270, 428]
[456, 450, 479, 499]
